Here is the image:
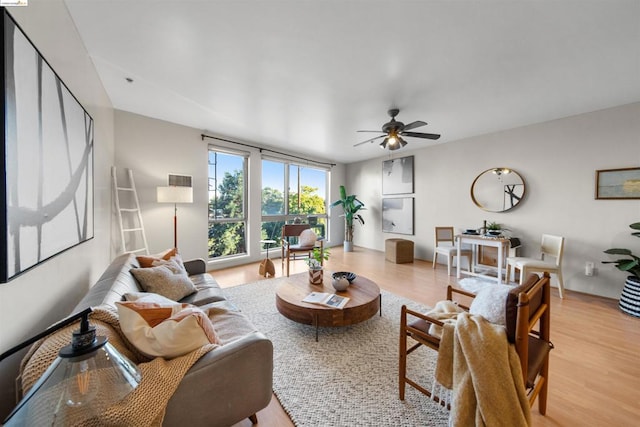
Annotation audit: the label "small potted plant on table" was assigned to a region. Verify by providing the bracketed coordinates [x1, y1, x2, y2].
[485, 221, 506, 236]
[307, 246, 330, 285]
[603, 222, 640, 317]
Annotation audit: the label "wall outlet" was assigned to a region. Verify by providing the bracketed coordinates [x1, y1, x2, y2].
[585, 262, 595, 276]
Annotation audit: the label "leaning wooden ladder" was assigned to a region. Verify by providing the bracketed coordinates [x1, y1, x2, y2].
[112, 166, 149, 255]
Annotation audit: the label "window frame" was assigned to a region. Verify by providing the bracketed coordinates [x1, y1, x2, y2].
[207, 146, 249, 260]
[261, 157, 329, 246]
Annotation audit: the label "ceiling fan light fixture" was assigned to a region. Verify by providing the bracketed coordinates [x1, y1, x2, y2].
[354, 109, 441, 150]
[388, 141, 403, 151]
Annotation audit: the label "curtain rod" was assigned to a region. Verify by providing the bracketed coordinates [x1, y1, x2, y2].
[201, 134, 336, 168]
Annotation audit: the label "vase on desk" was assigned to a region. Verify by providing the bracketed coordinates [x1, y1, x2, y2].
[309, 268, 323, 285]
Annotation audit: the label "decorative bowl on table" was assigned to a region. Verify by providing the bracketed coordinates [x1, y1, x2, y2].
[332, 272, 356, 283]
[331, 272, 356, 291]
[486, 230, 502, 237]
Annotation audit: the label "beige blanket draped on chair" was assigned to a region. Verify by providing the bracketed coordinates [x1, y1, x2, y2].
[436, 312, 531, 427]
[19, 305, 217, 426]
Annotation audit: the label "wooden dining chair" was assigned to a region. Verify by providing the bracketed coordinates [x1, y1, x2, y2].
[281, 224, 323, 276]
[399, 272, 553, 414]
[432, 226, 472, 275]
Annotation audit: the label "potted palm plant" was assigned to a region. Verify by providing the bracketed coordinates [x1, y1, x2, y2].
[603, 222, 640, 317]
[307, 246, 330, 285]
[330, 185, 365, 252]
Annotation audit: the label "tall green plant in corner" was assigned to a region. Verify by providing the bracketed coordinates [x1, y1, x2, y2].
[603, 222, 640, 317]
[330, 185, 365, 252]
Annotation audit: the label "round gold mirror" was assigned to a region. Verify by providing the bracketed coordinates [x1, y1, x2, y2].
[471, 168, 525, 212]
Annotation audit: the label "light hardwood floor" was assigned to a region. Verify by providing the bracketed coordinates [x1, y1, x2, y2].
[216, 246, 640, 427]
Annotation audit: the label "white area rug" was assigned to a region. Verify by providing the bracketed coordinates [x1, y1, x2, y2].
[223, 274, 449, 427]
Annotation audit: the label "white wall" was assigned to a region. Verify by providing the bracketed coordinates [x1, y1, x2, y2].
[348, 102, 640, 299]
[114, 111, 346, 269]
[0, 0, 114, 418]
[114, 103, 640, 299]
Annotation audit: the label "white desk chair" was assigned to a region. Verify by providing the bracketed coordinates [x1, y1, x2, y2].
[506, 234, 565, 298]
[432, 226, 472, 276]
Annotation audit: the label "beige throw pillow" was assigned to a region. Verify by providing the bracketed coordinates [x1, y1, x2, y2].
[151, 254, 188, 275]
[131, 264, 196, 301]
[116, 300, 219, 358]
[298, 229, 317, 247]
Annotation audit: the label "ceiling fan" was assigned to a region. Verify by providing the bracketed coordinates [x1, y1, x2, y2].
[354, 108, 441, 151]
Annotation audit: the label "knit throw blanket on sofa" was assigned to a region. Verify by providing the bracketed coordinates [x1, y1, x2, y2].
[436, 311, 532, 427]
[18, 306, 216, 426]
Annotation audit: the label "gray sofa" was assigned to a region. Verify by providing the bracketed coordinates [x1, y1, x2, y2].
[66, 252, 273, 427]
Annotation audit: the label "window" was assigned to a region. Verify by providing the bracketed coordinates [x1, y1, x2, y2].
[208, 149, 247, 259]
[288, 164, 327, 216]
[261, 159, 328, 248]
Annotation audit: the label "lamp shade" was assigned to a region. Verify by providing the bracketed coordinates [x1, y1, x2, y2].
[5, 343, 141, 425]
[2, 309, 141, 426]
[157, 186, 193, 204]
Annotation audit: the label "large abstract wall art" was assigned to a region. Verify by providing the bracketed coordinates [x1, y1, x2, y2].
[1, 10, 94, 282]
[382, 197, 414, 235]
[382, 155, 414, 195]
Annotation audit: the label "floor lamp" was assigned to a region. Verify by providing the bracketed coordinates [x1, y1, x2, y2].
[157, 186, 193, 249]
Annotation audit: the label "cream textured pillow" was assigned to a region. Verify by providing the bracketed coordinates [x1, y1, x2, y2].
[116, 300, 219, 358]
[298, 229, 317, 247]
[131, 264, 196, 301]
[469, 284, 511, 326]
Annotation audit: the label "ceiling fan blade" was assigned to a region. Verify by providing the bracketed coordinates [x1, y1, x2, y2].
[402, 131, 441, 140]
[402, 120, 427, 131]
[354, 134, 386, 147]
[356, 130, 385, 133]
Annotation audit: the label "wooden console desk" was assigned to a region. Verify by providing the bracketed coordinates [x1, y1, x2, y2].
[456, 234, 513, 284]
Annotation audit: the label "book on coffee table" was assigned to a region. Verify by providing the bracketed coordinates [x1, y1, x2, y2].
[302, 292, 350, 309]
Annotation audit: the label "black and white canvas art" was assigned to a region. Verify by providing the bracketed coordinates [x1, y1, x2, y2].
[382, 155, 414, 195]
[382, 198, 414, 235]
[2, 10, 94, 282]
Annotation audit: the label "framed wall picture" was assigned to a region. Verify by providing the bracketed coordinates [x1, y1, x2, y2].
[595, 167, 640, 200]
[2, 10, 94, 282]
[382, 197, 414, 235]
[382, 155, 414, 195]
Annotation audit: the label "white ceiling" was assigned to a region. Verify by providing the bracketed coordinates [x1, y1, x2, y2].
[64, 0, 640, 164]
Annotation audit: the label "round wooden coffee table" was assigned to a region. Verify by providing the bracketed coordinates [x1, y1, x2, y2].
[275, 272, 381, 341]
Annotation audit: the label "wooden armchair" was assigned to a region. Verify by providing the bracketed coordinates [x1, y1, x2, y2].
[281, 224, 323, 277]
[399, 272, 553, 414]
